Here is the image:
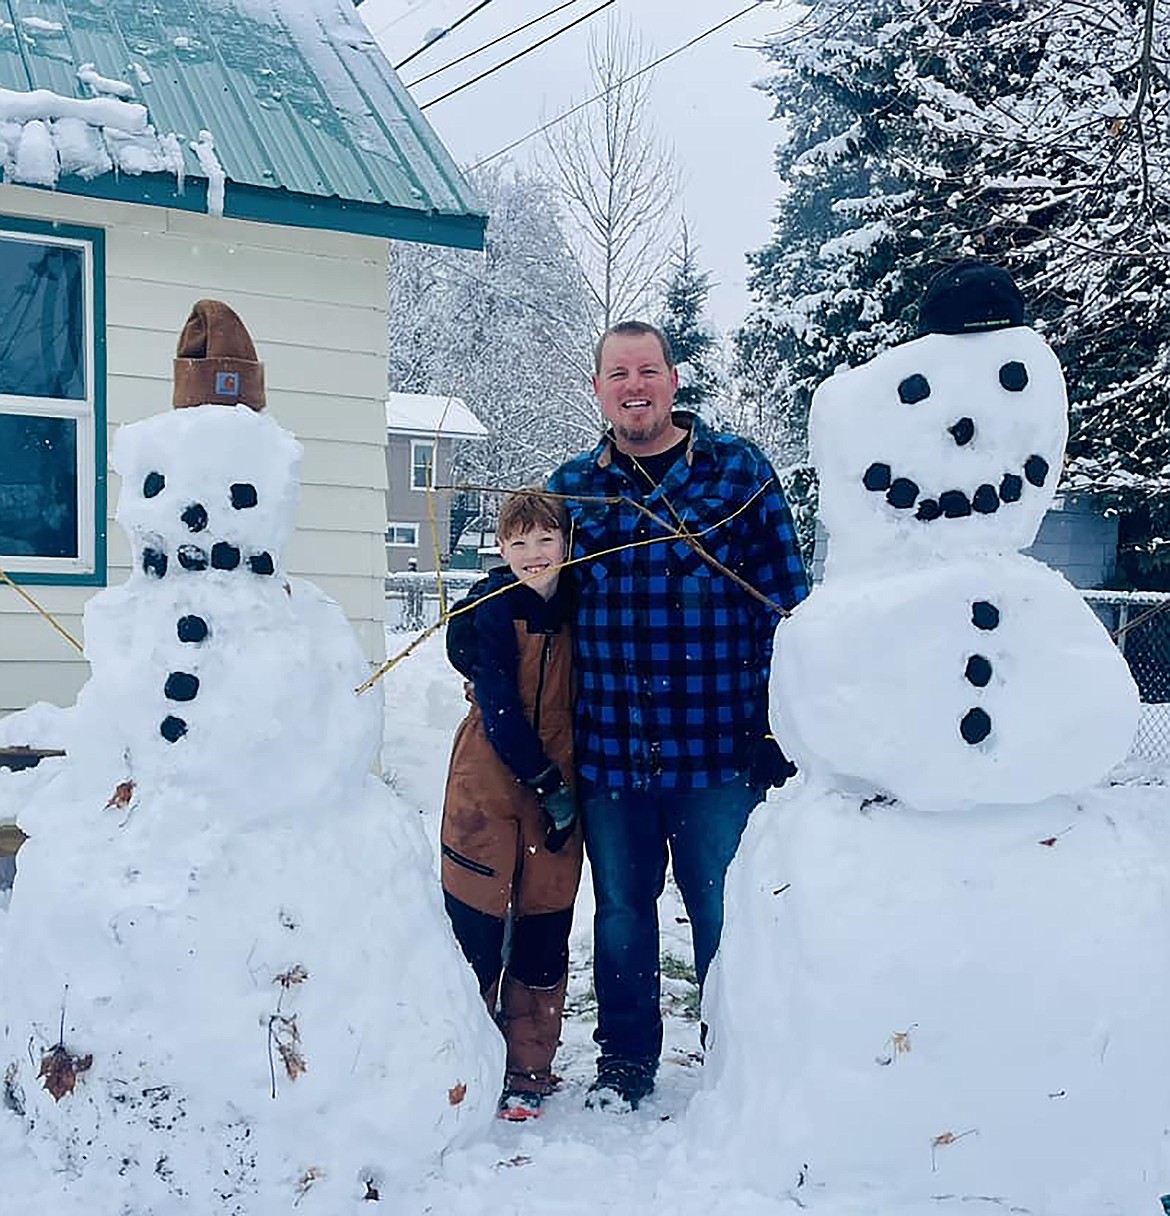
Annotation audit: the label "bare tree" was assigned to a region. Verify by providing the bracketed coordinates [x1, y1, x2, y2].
[542, 19, 679, 332]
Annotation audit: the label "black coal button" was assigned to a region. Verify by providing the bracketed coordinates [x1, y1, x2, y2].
[960, 707, 992, 745]
[160, 716, 187, 743]
[863, 463, 892, 492]
[177, 615, 209, 644]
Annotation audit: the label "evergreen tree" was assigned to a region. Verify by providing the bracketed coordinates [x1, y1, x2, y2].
[657, 222, 720, 411]
[737, 0, 1170, 581]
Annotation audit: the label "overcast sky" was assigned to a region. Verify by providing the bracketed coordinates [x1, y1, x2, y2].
[358, 0, 796, 333]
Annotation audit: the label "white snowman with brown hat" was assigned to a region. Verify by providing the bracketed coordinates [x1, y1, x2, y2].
[0, 301, 501, 1211]
[73, 298, 375, 801]
[772, 260, 1139, 810]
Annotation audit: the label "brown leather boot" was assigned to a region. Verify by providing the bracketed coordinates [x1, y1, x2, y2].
[499, 972, 567, 1095]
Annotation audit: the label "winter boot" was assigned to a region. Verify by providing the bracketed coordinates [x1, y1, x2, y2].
[498, 971, 567, 1097]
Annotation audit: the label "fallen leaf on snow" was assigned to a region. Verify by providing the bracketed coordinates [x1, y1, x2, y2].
[448, 1081, 467, 1106]
[104, 780, 135, 810]
[39, 1045, 93, 1101]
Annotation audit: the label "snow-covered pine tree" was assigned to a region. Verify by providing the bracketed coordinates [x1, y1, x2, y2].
[657, 221, 721, 412]
[738, 0, 1170, 582]
[387, 166, 597, 515]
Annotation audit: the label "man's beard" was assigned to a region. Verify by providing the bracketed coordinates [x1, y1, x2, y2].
[614, 410, 669, 446]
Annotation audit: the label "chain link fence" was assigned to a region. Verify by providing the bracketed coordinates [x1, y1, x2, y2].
[384, 571, 485, 632]
[384, 578, 1170, 763]
[1083, 590, 1170, 764]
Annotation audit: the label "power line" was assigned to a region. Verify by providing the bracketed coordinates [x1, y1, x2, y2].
[394, 0, 497, 71]
[406, 0, 582, 89]
[467, 1, 771, 168]
[364, 0, 445, 39]
[419, 0, 616, 110]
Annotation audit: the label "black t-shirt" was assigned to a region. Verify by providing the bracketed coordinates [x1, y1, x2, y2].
[611, 431, 689, 495]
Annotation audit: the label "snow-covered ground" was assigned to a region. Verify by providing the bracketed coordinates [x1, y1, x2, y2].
[384, 616, 1170, 1216]
[380, 619, 802, 1216]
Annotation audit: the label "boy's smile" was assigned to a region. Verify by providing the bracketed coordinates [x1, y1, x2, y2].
[500, 527, 566, 599]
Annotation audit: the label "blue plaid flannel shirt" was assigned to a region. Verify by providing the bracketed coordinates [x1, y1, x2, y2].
[547, 413, 809, 791]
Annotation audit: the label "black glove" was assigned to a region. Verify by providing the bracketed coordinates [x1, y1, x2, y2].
[748, 735, 797, 792]
[525, 764, 577, 853]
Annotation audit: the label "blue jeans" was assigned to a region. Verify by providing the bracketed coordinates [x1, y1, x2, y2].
[582, 775, 761, 1068]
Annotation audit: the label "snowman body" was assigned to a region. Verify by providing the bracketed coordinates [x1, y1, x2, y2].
[0, 405, 502, 1213]
[777, 326, 1139, 809]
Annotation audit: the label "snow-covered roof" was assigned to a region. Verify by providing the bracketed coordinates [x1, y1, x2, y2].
[0, 0, 485, 249]
[385, 393, 488, 441]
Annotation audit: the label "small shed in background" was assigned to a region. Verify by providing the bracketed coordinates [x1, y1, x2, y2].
[384, 392, 487, 572]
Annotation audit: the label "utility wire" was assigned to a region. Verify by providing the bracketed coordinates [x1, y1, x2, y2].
[394, 0, 497, 70]
[406, 0, 581, 88]
[420, 0, 616, 110]
[467, 0, 770, 167]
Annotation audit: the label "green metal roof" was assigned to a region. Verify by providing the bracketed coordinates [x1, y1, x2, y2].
[0, 0, 485, 248]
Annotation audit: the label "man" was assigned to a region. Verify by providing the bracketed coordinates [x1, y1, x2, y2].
[547, 320, 809, 1112]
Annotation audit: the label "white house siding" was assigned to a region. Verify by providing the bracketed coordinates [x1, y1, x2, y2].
[0, 185, 389, 718]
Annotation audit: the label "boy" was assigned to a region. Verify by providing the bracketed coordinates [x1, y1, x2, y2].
[440, 489, 581, 1121]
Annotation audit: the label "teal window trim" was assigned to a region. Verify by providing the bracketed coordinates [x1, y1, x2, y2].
[1, 214, 107, 588]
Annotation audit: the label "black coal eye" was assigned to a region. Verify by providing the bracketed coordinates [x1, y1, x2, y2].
[231, 483, 258, 509]
[999, 361, 1028, 392]
[898, 374, 931, 404]
[143, 472, 165, 498]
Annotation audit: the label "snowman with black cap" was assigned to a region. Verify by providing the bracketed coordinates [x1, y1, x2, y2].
[688, 263, 1165, 1216]
[771, 258, 1138, 809]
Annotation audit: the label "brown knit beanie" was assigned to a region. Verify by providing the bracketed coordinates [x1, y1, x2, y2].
[173, 299, 266, 411]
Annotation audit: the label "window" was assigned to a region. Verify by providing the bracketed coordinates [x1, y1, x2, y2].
[411, 440, 434, 491]
[0, 218, 105, 584]
[385, 523, 419, 547]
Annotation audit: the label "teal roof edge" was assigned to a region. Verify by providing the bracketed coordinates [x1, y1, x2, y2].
[28, 173, 486, 250]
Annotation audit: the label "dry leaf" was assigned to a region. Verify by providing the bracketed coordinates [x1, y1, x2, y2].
[274, 964, 309, 988]
[892, 1030, 913, 1055]
[294, 1166, 324, 1202]
[104, 780, 135, 810]
[448, 1081, 467, 1106]
[39, 1045, 93, 1102]
[1110, 117, 1126, 137]
[272, 1015, 307, 1082]
[1039, 836, 1058, 847]
[932, 1131, 959, 1148]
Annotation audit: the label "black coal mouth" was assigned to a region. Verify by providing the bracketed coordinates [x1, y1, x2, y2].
[861, 454, 1050, 520]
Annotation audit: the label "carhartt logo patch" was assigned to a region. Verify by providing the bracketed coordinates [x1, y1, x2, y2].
[216, 371, 241, 397]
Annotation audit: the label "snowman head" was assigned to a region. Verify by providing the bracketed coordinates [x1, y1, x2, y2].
[114, 301, 301, 582]
[811, 261, 1068, 573]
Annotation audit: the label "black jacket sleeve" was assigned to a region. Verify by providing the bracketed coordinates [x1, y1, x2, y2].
[445, 576, 491, 679]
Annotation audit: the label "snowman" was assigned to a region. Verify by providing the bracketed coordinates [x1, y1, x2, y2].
[775, 259, 1139, 810]
[0, 302, 502, 1214]
[689, 263, 1169, 1215]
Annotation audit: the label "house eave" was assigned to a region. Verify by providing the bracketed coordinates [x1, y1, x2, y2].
[4, 173, 487, 251]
